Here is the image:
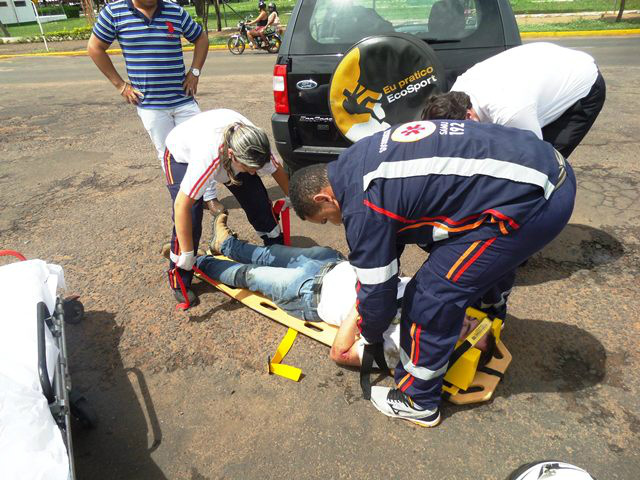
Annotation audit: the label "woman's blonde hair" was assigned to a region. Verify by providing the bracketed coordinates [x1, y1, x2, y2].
[220, 122, 272, 185]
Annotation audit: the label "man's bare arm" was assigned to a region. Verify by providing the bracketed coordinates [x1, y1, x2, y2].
[87, 34, 143, 104]
[183, 31, 209, 96]
[329, 304, 361, 366]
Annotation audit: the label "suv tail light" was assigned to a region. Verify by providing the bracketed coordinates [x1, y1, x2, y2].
[273, 64, 289, 114]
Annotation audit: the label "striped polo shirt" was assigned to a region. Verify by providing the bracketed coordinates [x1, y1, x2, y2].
[93, 0, 203, 109]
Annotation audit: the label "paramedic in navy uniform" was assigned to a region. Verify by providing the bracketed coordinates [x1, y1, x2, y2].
[87, 0, 224, 213]
[289, 120, 576, 427]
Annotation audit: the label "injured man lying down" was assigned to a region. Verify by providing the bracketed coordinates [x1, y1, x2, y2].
[198, 214, 494, 369]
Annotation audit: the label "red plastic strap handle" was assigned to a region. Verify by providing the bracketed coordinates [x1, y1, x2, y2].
[172, 267, 192, 311]
[0, 250, 27, 261]
[173, 265, 220, 311]
[272, 200, 291, 246]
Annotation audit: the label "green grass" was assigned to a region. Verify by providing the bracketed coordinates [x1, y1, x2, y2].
[519, 16, 640, 31]
[6, 17, 91, 37]
[185, 0, 296, 29]
[509, 0, 640, 15]
[4, 0, 639, 39]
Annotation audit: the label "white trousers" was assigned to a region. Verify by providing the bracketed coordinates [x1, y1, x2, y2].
[137, 101, 218, 200]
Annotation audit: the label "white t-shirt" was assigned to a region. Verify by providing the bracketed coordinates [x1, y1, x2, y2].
[317, 261, 409, 366]
[267, 11, 280, 28]
[165, 109, 278, 201]
[451, 42, 598, 140]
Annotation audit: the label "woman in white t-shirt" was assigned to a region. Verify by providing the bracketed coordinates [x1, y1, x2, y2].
[164, 109, 289, 309]
[266, 3, 283, 35]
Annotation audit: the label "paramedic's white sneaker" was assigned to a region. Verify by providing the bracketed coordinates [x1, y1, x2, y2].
[370, 387, 441, 427]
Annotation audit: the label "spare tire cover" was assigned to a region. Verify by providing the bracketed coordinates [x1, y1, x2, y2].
[329, 33, 445, 144]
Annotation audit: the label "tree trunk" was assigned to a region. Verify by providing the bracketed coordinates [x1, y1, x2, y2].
[194, 0, 205, 19]
[616, 0, 626, 22]
[212, 0, 222, 32]
[203, 0, 209, 34]
[0, 19, 10, 38]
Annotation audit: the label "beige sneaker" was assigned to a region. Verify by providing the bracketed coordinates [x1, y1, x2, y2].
[161, 242, 172, 260]
[209, 213, 236, 255]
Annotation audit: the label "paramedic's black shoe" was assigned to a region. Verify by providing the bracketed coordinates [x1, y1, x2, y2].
[209, 212, 236, 255]
[173, 288, 199, 308]
[370, 387, 441, 427]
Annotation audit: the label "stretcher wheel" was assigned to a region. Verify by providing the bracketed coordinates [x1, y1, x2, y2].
[63, 298, 84, 325]
[70, 392, 97, 429]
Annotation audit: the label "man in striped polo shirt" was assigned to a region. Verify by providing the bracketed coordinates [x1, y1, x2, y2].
[88, 0, 222, 211]
[289, 119, 576, 426]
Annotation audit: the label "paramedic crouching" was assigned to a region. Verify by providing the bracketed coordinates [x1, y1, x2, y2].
[164, 109, 289, 309]
[288, 119, 576, 427]
[422, 42, 605, 159]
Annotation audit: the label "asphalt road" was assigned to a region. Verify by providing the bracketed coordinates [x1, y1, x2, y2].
[1, 37, 639, 480]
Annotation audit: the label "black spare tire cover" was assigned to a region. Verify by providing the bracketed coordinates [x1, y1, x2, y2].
[329, 33, 445, 144]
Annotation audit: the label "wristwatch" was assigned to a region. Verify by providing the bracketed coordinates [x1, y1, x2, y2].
[190, 67, 201, 77]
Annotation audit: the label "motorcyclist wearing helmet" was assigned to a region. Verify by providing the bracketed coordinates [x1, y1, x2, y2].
[254, 2, 282, 47]
[266, 3, 283, 36]
[246, 1, 269, 49]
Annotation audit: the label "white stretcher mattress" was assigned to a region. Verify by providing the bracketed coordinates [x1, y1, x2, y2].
[0, 259, 70, 480]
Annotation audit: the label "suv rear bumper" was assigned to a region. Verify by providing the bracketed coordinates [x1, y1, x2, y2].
[272, 113, 345, 173]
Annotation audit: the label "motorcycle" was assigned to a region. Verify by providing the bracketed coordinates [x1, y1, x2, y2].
[227, 20, 282, 55]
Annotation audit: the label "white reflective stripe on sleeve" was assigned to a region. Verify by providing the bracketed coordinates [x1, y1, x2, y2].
[363, 157, 556, 199]
[353, 259, 398, 285]
[256, 223, 282, 238]
[400, 349, 449, 381]
[432, 226, 449, 242]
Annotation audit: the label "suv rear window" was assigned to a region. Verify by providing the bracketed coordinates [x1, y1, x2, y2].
[288, 0, 503, 55]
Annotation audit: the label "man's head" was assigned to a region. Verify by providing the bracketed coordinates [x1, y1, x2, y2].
[421, 91, 479, 122]
[289, 164, 342, 225]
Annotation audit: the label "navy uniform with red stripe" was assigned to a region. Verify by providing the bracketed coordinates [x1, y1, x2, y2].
[329, 120, 576, 408]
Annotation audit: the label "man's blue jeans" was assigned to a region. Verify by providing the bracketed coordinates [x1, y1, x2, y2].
[196, 238, 344, 321]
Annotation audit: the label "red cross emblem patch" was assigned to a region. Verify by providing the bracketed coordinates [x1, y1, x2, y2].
[391, 121, 436, 143]
[401, 124, 425, 136]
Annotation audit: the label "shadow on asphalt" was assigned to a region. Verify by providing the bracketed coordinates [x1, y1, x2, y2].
[516, 223, 624, 286]
[70, 310, 167, 479]
[445, 314, 606, 419]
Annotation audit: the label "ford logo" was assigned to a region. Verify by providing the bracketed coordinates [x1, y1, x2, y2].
[296, 79, 318, 90]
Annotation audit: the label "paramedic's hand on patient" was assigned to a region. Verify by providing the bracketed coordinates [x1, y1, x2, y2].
[176, 251, 196, 271]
